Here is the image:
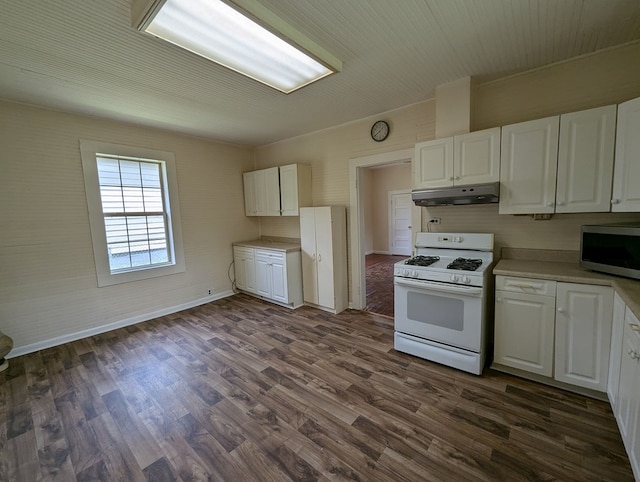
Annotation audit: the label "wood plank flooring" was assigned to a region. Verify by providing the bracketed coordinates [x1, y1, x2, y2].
[0, 294, 633, 481]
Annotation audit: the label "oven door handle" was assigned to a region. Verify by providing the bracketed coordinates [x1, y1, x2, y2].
[394, 277, 483, 297]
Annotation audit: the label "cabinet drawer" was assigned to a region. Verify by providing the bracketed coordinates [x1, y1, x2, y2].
[233, 246, 254, 257]
[496, 276, 556, 296]
[255, 249, 285, 260]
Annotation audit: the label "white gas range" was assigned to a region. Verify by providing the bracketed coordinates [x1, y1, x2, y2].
[394, 232, 494, 375]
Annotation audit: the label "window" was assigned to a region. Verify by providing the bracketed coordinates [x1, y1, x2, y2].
[80, 140, 185, 286]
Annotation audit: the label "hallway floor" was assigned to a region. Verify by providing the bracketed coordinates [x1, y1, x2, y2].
[365, 254, 406, 318]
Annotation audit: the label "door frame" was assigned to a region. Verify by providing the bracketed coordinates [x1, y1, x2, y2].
[388, 190, 412, 256]
[348, 148, 420, 310]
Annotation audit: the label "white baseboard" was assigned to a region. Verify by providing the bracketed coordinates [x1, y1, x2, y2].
[372, 250, 392, 255]
[9, 290, 234, 358]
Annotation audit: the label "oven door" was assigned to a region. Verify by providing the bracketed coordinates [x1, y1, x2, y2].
[394, 277, 483, 352]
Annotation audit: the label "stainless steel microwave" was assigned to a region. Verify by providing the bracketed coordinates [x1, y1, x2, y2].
[580, 224, 640, 280]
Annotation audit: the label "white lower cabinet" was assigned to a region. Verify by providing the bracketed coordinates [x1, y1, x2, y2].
[493, 276, 613, 393]
[494, 277, 556, 377]
[614, 306, 640, 480]
[608, 292, 626, 411]
[233, 245, 302, 308]
[555, 283, 613, 391]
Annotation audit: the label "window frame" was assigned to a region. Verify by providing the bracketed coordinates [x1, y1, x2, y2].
[80, 140, 185, 287]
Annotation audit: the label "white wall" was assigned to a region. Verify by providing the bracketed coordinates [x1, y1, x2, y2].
[0, 100, 258, 353]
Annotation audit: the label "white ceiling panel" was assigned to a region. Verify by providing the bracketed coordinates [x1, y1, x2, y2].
[0, 0, 638, 146]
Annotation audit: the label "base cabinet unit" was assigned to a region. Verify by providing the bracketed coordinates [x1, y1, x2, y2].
[243, 164, 311, 217]
[493, 276, 613, 394]
[299, 206, 348, 314]
[233, 246, 256, 294]
[554, 282, 613, 392]
[233, 244, 303, 309]
[494, 277, 556, 377]
[614, 306, 640, 480]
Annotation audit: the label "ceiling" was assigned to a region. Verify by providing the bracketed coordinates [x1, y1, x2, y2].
[1, 0, 639, 147]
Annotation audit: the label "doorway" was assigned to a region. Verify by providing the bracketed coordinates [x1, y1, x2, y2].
[349, 148, 421, 312]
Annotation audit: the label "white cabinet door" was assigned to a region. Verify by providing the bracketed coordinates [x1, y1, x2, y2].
[454, 127, 500, 186]
[494, 290, 556, 377]
[233, 246, 256, 293]
[556, 105, 616, 213]
[262, 167, 281, 216]
[254, 255, 271, 297]
[617, 308, 640, 479]
[279, 164, 312, 216]
[300, 207, 318, 305]
[414, 138, 454, 189]
[315, 207, 336, 310]
[555, 283, 613, 391]
[612, 96, 640, 212]
[270, 258, 288, 304]
[243, 171, 258, 216]
[609, 292, 626, 409]
[499, 116, 560, 214]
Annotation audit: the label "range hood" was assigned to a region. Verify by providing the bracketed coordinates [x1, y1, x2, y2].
[412, 182, 500, 206]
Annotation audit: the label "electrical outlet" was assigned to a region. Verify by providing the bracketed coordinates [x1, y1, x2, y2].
[207, 289, 212, 295]
[428, 218, 441, 224]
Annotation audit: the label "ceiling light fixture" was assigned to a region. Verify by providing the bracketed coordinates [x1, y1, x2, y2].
[133, 0, 341, 93]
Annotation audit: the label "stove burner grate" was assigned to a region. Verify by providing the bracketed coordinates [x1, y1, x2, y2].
[447, 258, 483, 271]
[405, 255, 440, 267]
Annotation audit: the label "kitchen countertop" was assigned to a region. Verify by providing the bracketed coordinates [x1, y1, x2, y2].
[494, 254, 640, 321]
[233, 238, 301, 253]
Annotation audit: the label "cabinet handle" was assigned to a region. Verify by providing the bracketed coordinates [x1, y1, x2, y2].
[318, 254, 322, 262]
[557, 201, 564, 206]
[454, 176, 460, 180]
[509, 283, 539, 290]
[557, 308, 565, 314]
[546, 201, 554, 207]
[449, 177, 454, 181]
[612, 199, 621, 204]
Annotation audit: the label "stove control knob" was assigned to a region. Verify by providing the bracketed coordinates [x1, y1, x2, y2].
[403, 269, 411, 277]
[412, 270, 419, 277]
[463, 276, 471, 284]
[451, 274, 459, 282]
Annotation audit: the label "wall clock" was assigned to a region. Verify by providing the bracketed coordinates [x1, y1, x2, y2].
[370, 120, 390, 142]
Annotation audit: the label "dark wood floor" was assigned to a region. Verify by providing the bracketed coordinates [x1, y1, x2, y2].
[0, 294, 633, 481]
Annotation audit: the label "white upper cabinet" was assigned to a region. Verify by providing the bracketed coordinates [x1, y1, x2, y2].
[243, 167, 280, 216]
[499, 116, 560, 214]
[243, 164, 311, 217]
[279, 164, 312, 216]
[414, 128, 500, 189]
[414, 138, 454, 188]
[556, 105, 616, 213]
[500, 105, 617, 215]
[612, 96, 640, 212]
[453, 127, 501, 186]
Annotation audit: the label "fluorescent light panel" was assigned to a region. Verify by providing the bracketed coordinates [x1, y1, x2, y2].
[142, 0, 337, 93]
